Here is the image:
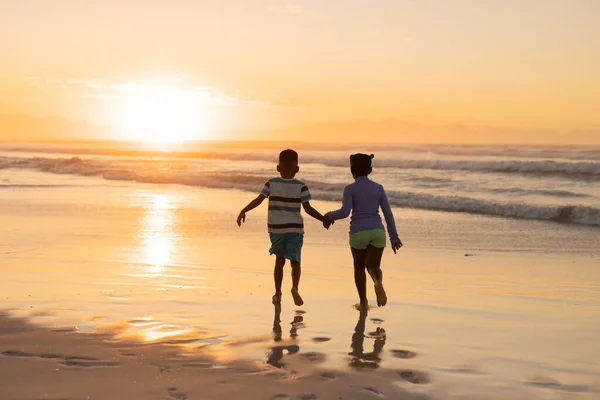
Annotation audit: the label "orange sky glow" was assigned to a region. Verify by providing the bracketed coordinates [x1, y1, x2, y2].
[0, 0, 599, 144]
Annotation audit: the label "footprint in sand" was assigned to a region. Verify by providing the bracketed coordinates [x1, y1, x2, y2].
[525, 377, 590, 393]
[440, 365, 484, 375]
[61, 359, 119, 367]
[119, 351, 138, 357]
[397, 370, 431, 384]
[370, 318, 384, 325]
[271, 395, 291, 400]
[181, 362, 214, 369]
[168, 388, 189, 400]
[65, 356, 100, 361]
[39, 353, 61, 359]
[298, 394, 317, 400]
[2, 349, 118, 368]
[320, 372, 336, 381]
[362, 387, 384, 398]
[2, 350, 34, 357]
[302, 352, 326, 363]
[390, 349, 418, 359]
[311, 337, 331, 343]
[51, 327, 76, 333]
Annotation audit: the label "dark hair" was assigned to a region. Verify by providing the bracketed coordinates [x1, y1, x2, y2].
[350, 153, 374, 176]
[279, 149, 299, 165]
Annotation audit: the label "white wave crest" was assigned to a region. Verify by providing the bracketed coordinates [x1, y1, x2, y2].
[2, 155, 598, 227]
[2, 146, 600, 177]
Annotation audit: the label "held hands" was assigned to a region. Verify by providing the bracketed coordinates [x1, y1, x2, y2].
[323, 218, 334, 230]
[391, 239, 403, 254]
[236, 211, 246, 227]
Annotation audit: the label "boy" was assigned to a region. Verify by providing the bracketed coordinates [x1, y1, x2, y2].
[237, 149, 330, 306]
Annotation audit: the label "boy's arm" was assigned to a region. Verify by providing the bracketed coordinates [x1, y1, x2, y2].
[300, 184, 328, 225]
[237, 194, 266, 226]
[302, 201, 327, 224]
[379, 185, 402, 253]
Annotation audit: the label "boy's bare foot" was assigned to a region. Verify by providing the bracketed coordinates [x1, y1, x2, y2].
[291, 288, 304, 306]
[272, 293, 282, 304]
[374, 282, 387, 307]
[354, 301, 369, 311]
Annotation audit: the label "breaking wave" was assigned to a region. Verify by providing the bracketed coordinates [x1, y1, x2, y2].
[1, 155, 598, 227]
[2, 145, 600, 178]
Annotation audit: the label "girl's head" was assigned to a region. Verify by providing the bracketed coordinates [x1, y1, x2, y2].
[350, 153, 374, 178]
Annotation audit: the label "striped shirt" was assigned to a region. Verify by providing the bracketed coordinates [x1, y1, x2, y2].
[261, 177, 312, 234]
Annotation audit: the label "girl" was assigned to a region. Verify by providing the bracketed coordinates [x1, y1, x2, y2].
[325, 154, 402, 309]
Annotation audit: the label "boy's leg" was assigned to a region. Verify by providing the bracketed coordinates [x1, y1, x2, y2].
[273, 256, 286, 303]
[351, 248, 368, 307]
[290, 260, 301, 290]
[290, 261, 304, 306]
[365, 245, 386, 306]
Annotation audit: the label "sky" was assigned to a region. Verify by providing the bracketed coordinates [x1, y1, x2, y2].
[0, 0, 599, 143]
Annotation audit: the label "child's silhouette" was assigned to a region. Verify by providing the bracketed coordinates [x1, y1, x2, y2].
[325, 154, 402, 309]
[237, 149, 330, 306]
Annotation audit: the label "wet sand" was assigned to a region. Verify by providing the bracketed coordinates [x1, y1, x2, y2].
[0, 311, 432, 400]
[1, 171, 600, 399]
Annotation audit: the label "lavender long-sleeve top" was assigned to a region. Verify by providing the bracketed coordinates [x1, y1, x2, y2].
[325, 176, 400, 242]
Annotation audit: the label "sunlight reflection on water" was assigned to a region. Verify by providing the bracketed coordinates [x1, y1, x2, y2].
[139, 193, 177, 278]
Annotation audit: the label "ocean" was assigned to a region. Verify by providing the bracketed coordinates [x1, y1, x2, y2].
[2, 142, 600, 226]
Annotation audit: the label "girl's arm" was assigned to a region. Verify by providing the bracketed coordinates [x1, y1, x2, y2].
[325, 186, 353, 221]
[379, 186, 402, 251]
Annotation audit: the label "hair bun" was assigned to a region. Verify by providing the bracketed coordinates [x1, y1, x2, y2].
[369, 154, 375, 159]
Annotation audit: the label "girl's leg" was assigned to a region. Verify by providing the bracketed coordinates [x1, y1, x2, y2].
[273, 256, 286, 303]
[365, 245, 384, 283]
[351, 248, 368, 307]
[365, 245, 386, 306]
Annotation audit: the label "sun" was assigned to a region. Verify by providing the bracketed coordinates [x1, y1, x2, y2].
[116, 83, 209, 144]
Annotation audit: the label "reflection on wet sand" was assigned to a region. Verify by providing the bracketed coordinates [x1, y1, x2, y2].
[140, 194, 177, 278]
[266, 304, 303, 368]
[349, 309, 386, 370]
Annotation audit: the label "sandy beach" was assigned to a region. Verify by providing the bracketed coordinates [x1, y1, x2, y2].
[2, 0, 600, 397]
[1, 310, 433, 400]
[1, 169, 599, 399]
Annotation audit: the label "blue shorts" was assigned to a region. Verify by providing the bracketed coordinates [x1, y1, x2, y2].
[269, 233, 303, 263]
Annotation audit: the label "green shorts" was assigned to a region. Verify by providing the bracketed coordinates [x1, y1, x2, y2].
[349, 228, 386, 250]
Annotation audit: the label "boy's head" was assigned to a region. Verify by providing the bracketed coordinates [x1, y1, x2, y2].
[277, 149, 300, 178]
[350, 153, 374, 177]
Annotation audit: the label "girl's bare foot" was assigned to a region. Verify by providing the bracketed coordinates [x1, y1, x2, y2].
[272, 293, 282, 304]
[374, 282, 387, 307]
[354, 301, 369, 311]
[290, 288, 304, 306]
